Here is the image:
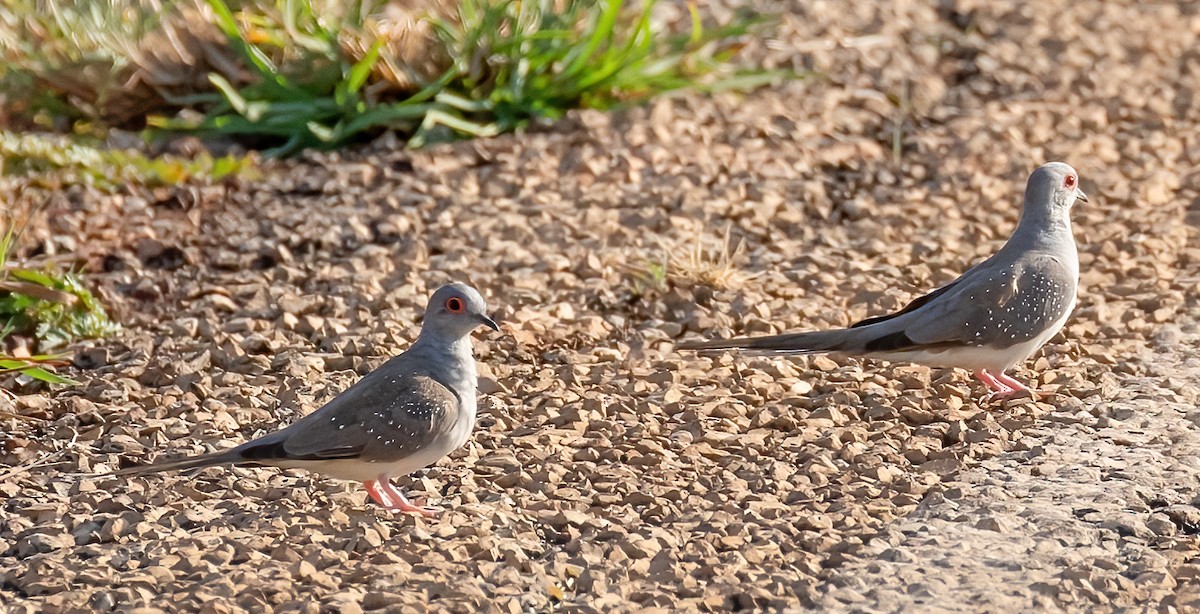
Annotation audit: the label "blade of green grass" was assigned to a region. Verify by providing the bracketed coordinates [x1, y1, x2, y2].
[0, 359, 79, 385]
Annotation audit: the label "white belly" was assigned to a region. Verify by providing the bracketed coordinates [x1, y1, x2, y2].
[295, 443, 459, 482]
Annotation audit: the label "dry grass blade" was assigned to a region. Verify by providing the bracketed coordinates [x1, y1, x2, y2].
[0, 410, 49, 422]
[663, 224, 757, 289]
[0, 280, 79, 306]
[0, 424, 78, 482]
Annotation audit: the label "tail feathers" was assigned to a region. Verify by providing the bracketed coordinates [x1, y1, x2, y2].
[110, 449, 246, 477]
[677, 329, 864, 355]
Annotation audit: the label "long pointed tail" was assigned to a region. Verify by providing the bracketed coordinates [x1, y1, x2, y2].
[110, 449, 245, 477]
[677, 328, 867, 355]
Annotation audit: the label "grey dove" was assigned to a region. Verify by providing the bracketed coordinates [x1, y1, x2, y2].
[113, 283, 499, 517]
[680, 162, 1087, 400]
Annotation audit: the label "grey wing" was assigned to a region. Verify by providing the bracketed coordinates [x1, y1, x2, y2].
[904, 253, 1077, 349]
[272, 371, 461, 464]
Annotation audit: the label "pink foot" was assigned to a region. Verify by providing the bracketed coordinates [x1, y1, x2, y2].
[993, 371, 1037, 401]
[973, 370, 1038, 402]
[974, 370, 1017, 402]
[363, 478, 440, 518]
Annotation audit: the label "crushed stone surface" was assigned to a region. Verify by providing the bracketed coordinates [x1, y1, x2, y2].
[3, 0, 1200, 611]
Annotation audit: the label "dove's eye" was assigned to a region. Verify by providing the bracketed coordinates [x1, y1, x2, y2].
[1063, 174, 1077, 189]
[445, 297, 465, 313]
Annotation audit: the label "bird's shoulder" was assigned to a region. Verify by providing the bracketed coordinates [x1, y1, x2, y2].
[385, 373, 462, 418]
[316, 367, 460, 421]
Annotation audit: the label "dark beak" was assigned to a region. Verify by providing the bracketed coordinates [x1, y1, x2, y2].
[479, 313, 500, 332]
[1076, 189, 1088, 203]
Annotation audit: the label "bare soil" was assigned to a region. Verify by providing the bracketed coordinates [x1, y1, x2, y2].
[3, 1, 1200, 612]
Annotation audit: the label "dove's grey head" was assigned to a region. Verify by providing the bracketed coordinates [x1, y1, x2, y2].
[1024, 162, 1087, 217]
[1011, 162, 1087, 245]
[418, 283, 499, 343]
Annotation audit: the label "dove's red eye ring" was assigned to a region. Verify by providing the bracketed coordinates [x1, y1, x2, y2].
[1064, 174, 1077, 189]
[445, 297, 465, 313]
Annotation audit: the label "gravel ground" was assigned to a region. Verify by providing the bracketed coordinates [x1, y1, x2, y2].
[3, 0, 1200, 611]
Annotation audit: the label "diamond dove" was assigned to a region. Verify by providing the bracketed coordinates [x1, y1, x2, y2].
[680, 162, 1087, 400]
[113, 283, 499, 517]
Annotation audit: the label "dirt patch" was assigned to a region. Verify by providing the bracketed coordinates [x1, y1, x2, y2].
[3, 0, 1200, 611]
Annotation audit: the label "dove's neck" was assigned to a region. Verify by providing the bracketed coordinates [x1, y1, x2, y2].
[1008, 204, 1079, 269]
[1013, 185, 1067, 237]
[409, 332, 479, 403]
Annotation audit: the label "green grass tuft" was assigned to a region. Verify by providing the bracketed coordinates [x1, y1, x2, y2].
[1, 212, 118, 388]
[407, 0, 780, 147]
[1, 0, 788, 156]
[1, 268, 121, 349]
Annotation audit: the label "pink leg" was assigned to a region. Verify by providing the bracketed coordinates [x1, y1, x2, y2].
[974, 370, 1036, 402]
[974, 369, 1018, 402]
[363, 480, 395, 508]
[369, 476, 440, 518]
[974, 370, 1012, 394]
[994, 371, 1037, 401]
